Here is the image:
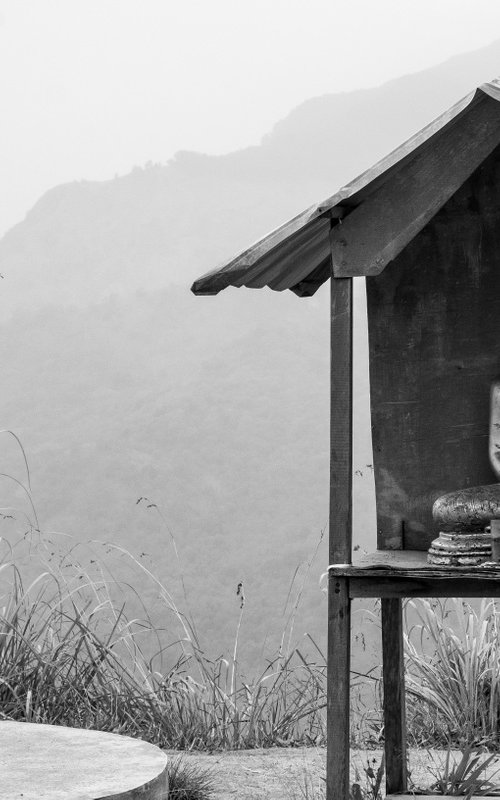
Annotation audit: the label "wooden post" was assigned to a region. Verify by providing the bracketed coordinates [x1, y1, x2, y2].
[327, 273, 353, 800]
[381, 598, 407, 794]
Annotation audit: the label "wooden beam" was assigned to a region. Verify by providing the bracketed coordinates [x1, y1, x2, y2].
[381, 598, 407, 795]
[191, 87, 493, 296]
[386, 796, 500, 800]
[330, 94, 500, 277]
[327, 575, 351, 800]
[349, 577, 500, 598]
[329, 275, 353, 564]
[327, 275, 353, 800]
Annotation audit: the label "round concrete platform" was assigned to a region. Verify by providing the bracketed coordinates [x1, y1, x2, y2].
[0, 721, 168, 799]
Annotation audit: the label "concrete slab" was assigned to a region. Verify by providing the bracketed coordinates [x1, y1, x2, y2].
[0, 721, 168, 799]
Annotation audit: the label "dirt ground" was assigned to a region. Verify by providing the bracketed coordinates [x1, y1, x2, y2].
[168, 746, 483, 799]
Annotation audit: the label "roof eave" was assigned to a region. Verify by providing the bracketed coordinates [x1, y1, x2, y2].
[191, 81, 500, 296]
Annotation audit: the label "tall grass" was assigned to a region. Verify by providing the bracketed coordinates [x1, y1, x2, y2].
[0, 431, 385, 754]
[425, 745, 500, 796]
[405, 598, 500, 748]
[0, 528, 330, 749]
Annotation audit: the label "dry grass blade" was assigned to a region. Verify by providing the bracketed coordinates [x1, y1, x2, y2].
[423, 745, 500, 796]
[0, 526, 329, 749]
[167, 756, 216, 799]
[0, 473, 39, 529]
[405, 599, 500, 747]
[0, 430, 32, 491]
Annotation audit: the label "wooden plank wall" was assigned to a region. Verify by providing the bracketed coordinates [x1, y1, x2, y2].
[366, 146, 500, 551]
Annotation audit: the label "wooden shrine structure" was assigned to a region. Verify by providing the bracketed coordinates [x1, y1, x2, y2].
[191, 81, 500, 800]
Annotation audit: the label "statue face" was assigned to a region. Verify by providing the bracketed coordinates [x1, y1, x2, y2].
[490, 378, 500, 480]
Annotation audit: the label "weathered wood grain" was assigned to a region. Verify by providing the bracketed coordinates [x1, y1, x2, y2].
[386, 794, 500, 800]
[367, 144, 500, 551]
[330, 95, 500, 278]
[192, 86, 500, 296]
[329, 275, 353, 564]
[350, 550, 428, 569]
[327, 274, 353, 800]
[327, 574, 351, 800]
[381, 599, 407, 795]
[334, 548, 500, 574]
[329, 551, 500, 596]
[349, 577, 500, 598]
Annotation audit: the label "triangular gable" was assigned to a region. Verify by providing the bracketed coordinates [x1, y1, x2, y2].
[191, 81, 500, 297]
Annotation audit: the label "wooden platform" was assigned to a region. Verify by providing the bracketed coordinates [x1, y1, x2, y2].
[329, 550, 500, 597]
[386, 796, 499, 800]
[0, 721, 168, 800]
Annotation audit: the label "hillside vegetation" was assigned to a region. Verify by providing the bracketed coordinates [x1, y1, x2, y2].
[1, 41, 500, 674]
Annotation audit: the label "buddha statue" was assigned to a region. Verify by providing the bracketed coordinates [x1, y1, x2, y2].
[428, 379, 500, 566]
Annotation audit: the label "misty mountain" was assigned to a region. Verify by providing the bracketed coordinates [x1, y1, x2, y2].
[1, 41, 500, 673]
[2, 39, 500, 314]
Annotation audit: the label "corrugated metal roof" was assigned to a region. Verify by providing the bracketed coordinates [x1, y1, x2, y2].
[191, 81, 500, 298]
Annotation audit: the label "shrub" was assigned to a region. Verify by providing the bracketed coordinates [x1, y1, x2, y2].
[167, 756, 216, 799]
[405, 598, 500, 748]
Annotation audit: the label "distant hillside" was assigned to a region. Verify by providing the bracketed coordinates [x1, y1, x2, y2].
[1, 41, 500, 675]
[1, 40, 500, 314]
[0, 287, 334, 669]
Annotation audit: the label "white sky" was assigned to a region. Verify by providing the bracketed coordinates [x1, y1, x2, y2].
[1, 0, 500, 236]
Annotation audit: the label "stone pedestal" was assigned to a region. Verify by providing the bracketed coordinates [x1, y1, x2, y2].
[428, 483, 500, 566]
[427, 531, 492, 566]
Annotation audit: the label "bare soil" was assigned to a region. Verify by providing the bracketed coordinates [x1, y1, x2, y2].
[168, 746, 465, 799]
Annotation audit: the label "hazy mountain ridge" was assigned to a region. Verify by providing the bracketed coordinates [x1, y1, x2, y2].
[2, 39, 500, 314]
[1, 41, 500, 673]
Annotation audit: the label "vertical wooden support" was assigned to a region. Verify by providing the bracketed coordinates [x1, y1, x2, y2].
[381, 598, 407, 794]
[327, 274, 353, 800]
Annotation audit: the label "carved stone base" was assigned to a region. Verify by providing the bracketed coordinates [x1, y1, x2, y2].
[427, 531, 492, 566]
